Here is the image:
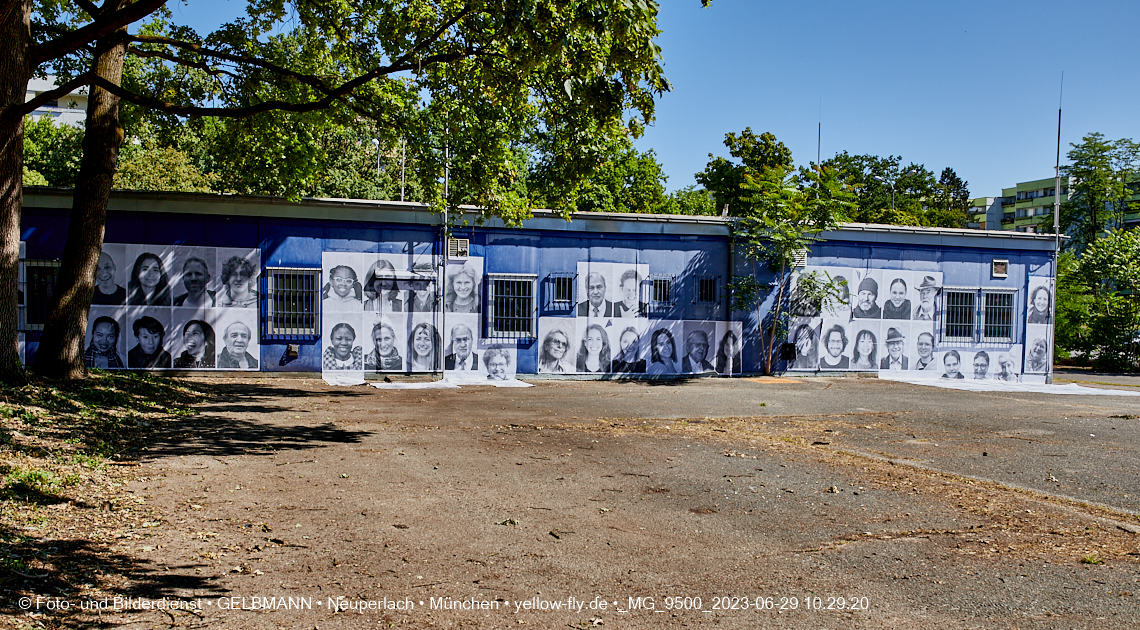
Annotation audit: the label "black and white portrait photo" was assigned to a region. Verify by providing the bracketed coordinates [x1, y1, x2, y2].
[217, 248, 260, 308]
[614, 266, 646, 318]
[576, 264, 615, 318]
[715, 321, 743, 375]
[879, 325, 909, 370]
[482, 346, 515, 381]
[362, 258, 406, 313]
[849, 321, 880, 370]
[216, 314, 259, 370]
[407, 260, 438, 313]
[444, 260, 482, 314]
[171, 313, 217, 369]
[939, 350, 965, 379]
[992, 346, 1022, 382]
[912, 275, 941, 321]
[84, 308, 125, 369]
[610, 321, 647, 374]
[126, 309, 172, 369]
[323, 315, 365, 371]
[1026, 279, 1054, 325]
[537, 318, 576, 374]
[406, 319, 441, 372]
[322, 255, 364, 312]
[575, 320, 612, 373]
[173, 248, 217, 308]
[1025, 326, 1051, 374]
[910, 329, 937, 374]
[802, 266, 851, 319]
[126, 247, 173, 307]
[363, 314, 405, 371]
[646, 321, 681, 375]
[882, 275, 912, 320]
[788, 317, 819, 371]
[818, 319, 851, 370]
[445, 317, 480, 371]
[971, 350, 990, 380]
[92, 244, 127, 305]
[681, 322, 716, 374]
[851, 270, 883, 319]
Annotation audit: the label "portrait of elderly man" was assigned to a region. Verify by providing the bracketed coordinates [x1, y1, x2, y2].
[217, 321, 259, 369]
[912, 276, 940, 320]
[912, 332, 936, 371]
[577, 271, 615, 318]
[92, 252, 126, 305]
[879, 327, 909, 370]
[173, 256, 216, 307]
[681, 330, 715, 374]
[128, 316, 172, 369]
[852, 277, 881, 319]
[444, 324, 479, 370]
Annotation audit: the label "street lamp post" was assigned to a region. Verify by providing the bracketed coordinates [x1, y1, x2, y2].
[370, 138, 381, 176]
[874, 169, 917, 210]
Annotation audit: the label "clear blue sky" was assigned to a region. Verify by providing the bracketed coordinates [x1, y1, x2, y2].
[175, 0, 1139, 198]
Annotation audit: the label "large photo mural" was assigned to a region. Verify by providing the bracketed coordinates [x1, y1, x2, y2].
[85, 244, 261, 370]
[789, 265, 1047, 383]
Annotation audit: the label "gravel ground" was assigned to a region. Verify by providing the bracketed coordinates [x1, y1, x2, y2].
[25, 376, 1140, 629]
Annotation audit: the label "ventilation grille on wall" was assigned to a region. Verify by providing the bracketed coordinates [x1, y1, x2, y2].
[448, 238, 470, 258]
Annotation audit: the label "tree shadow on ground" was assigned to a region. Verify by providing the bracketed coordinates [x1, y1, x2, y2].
[136, 381, 373, 460]
[0, 522, 227, 628]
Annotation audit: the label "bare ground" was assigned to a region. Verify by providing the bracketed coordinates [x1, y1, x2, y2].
[4, 376, 1140, 629]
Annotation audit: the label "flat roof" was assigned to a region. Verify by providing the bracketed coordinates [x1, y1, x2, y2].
[24, 187, 1059, 250]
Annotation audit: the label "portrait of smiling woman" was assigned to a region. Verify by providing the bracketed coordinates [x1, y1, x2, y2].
[445, 263, 481, 313]
[172, 320, 216, 369]
[406, 322, 441, 371]
[127, 252, 172, 306]
[538, 327, 573, 374]
[576, 323, 612, 373]
[324, 322, 364, 370]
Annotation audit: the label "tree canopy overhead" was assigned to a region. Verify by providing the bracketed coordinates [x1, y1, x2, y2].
[3, 0, 708, 381]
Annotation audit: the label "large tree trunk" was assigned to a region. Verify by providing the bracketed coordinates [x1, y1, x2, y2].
[32, 11, 128, 380]
[0, 1, 31, 383]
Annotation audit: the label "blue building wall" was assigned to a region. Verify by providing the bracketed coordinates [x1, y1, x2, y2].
[20, 192, 1057, 377]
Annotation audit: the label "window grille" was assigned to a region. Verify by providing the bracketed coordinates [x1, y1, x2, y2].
[982, 291, 1015, 343]
[488, 274, 536, 339]
[265, 267, 320, 338]
[696, 276, 719, 304]
[546, 272, 575, 308]
[943, 290, 976, 342]
[447, 238, 469, 258]
[650, 274, 674, 308]
[792, 249, 808, 268]
[20, 260, 60, 331]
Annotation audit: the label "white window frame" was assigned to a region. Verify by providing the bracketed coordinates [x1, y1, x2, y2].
[486, 273, 537, 339]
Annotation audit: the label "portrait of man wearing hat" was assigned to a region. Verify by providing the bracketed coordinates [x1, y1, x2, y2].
[913, 276, 940, 320]
[879, 327, 909, 370]
[852, 276, 882, 319]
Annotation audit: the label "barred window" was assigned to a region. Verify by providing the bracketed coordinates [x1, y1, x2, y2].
[20, 260, 61, 331]
[265, 267, 320, 338]
[650, 274, 674, 311]
[488, 274, 536, 339]
[546, 272, 575, 308]
[943, 290, 976, 342]
[982, 291, 1015, 342]
[696, 276, 719, 304]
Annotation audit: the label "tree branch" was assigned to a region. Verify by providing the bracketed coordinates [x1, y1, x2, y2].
[127, 46, 241, 80]
[74, 0, 102, 18]
[18, 73, 94, 116]
[31, 0, 169, 65]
